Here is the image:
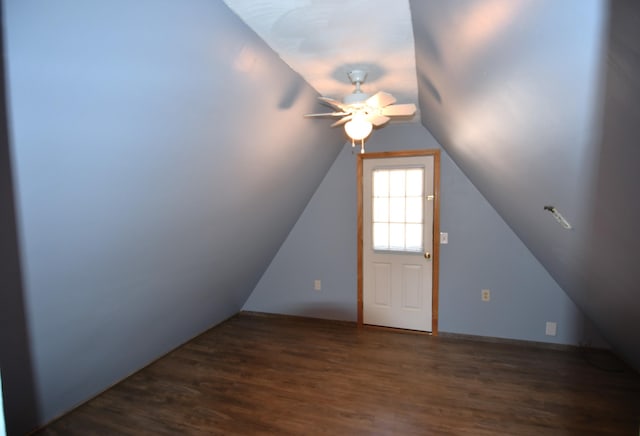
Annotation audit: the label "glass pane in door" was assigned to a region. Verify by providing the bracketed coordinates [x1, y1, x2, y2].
[372, 167, 424, 252]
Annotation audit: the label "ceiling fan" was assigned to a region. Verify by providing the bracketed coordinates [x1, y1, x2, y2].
[305, 70, 416, 153]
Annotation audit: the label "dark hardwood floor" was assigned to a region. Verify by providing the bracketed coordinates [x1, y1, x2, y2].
[36, 313, 640, 435]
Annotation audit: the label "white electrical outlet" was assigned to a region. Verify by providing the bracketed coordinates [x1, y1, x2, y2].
[481, 289, 490, 302]
[545, 321, 557, 336]
[440, 232, 448, 244]
[314, 280, 321, 291]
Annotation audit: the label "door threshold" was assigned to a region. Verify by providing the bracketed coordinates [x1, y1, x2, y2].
[362, 323, 433, 336]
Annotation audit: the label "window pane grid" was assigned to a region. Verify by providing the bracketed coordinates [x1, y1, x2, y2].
[372, 168, 424, 252]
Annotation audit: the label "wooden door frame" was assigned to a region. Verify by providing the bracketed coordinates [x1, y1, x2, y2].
[357, 149, 441, 335]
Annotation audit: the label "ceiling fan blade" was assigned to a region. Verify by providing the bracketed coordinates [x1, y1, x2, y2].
[304, 112, 350, 118]
[331, 115, 352, 127]
[318, 96, 348, 111]
[381, 103, 417, 117]
[366, 91, 396, 108]
[367, 114, 391, 127]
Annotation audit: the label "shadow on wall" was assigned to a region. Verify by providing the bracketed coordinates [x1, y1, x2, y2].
[580, 0, 640, 369]
[0, 374, 4, 435]
[0, 289, 39, 436]
[0, 25, 41, 433]
[278, 75, 306, 109]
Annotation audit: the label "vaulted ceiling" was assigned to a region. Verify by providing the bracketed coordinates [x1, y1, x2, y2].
[225, 0, 640, 369]
[223, 0, 420, 115]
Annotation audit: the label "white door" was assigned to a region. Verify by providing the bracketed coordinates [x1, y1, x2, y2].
[362, 155, 435, 331]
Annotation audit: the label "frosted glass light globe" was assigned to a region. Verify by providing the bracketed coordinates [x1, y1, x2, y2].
[344, 113, 373, 141]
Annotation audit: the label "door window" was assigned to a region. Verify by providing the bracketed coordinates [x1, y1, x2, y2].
[372, 167, 424, 252]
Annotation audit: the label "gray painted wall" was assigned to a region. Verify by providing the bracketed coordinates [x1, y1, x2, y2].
[584, 0, 640, 370]
[3, 0, 344, 428]
[0, 8, 39, 433]
[244, 123, 606, 346]
[411, 0, 640, 368]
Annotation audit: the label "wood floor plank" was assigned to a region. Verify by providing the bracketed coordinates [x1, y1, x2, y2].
[35, 313, 640, 435]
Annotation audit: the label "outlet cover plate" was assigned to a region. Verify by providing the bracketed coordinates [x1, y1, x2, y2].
[545, 321, 557, 336]
[481, 289, 490, 302]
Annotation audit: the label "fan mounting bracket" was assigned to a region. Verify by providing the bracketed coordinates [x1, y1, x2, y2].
[348, 70, 367, 85]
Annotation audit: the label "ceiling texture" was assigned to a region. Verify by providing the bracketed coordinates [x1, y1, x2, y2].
[225, 0, 640, 371]
[223, 0, 420, 118]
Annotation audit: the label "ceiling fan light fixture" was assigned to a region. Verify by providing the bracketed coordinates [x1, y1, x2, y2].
[304, 69, 416, 151]
[344, 113, 373, 141]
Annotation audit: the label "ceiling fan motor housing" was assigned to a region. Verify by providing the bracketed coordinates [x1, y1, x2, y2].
[343, 91, 370, 105]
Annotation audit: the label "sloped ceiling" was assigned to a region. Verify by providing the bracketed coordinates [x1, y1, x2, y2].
[227, 0, 640, 370]
[223, 0, 420, 118]
[2, 0, 346, 430]
[411, 0, 640, 370]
